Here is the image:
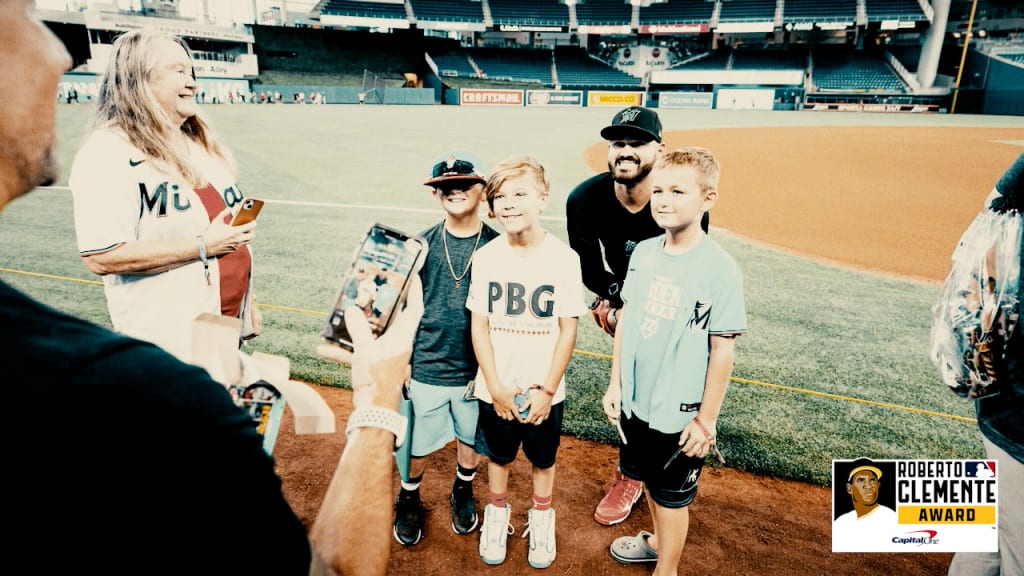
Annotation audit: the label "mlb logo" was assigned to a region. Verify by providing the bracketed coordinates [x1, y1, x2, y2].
[964, 461, 996, 478]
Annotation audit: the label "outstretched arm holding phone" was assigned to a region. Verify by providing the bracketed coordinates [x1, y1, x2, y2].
[313, 277, 424, 576]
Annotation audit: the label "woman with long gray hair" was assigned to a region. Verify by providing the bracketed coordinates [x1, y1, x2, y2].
[70, 29, 261, 361]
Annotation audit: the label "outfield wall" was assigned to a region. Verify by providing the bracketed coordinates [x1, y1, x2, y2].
[982, 55, 1024, 116]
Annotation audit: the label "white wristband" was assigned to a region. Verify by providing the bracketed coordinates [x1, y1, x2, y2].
[346, 407, 407, 449]
[196, 234, 210, 286]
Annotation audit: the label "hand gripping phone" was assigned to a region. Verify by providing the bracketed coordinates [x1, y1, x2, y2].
[231, 198, 264, 226]
[320, 223, 427, 351]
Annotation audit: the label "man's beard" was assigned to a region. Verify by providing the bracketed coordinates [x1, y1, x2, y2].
[2, 136, 60, 193]
[609, 158, 653, 188]
[33, 147, 60, 188]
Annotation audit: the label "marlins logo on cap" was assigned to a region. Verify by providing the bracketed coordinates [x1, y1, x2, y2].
[600, 106, 663, 143]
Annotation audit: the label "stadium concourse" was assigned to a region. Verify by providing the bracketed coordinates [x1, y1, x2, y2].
[261, 121, 1024, 575]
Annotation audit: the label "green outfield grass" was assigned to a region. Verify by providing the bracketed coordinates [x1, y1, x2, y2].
[2, 104, 1012, 486]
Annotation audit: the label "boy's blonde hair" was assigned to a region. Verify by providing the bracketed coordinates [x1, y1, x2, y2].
[483, 156, 550, 218]
[656, 147, 720, 194]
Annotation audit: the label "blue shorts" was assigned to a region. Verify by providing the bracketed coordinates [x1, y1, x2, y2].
[619, 414, 703, 508]
[408, 378, 479, 458]
[475, 400, 562, 468]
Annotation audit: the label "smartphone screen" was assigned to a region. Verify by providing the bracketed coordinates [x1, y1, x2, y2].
[231, 198, 264, 226]
[320, 223, 426, 350]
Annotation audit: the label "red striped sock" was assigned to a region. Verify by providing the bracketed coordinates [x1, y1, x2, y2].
[532, 494, 552, 511]
[488, 492, 508, 507]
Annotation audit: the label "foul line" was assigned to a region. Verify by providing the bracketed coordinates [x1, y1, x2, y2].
[0, 265, 975, 424]
[0, 267, 103, 286]
[38, 186, 569, 222]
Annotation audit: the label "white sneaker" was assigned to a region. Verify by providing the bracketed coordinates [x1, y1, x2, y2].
[479, 503, 513, 565]
[524, 507, 556, 569]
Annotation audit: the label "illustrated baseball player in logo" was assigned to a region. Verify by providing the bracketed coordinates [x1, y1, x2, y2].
[832, 458, 897, 551]
[566, 106, 709, 526]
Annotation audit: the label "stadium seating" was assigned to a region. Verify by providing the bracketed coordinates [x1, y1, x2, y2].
[731, 47, 808, 70]
[639, 0, 715, 25]
[253, 25, 416, 84]
[887, 45, 922, 73]
[321, 0, 407, 20]
[409, 0, 485, 23]
[811, 47, 906, 92]
[995, 51, 1024, 65]
[575, 0, 633, 26]
[864, 0, 927, 22]
[471, 47, 554, 84]
[668, 49, 732, 70]
[431, 50, 478, 77]
[716, 0, 776, 22]
[488, 0, 570, 27]
[783, 0, 856, 22]
[554, 45, 643, 88]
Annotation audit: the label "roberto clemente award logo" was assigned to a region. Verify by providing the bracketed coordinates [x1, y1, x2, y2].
[832, 457, 998, 553]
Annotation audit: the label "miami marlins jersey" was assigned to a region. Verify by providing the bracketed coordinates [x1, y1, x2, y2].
[619, 235, 746, 433]
[465, 233, 588, 405]
[70, 128, 254, 362]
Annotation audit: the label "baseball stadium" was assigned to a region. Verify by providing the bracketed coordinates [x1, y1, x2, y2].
[2, 0, 1023, 574]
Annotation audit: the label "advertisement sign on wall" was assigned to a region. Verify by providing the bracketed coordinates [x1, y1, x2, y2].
[460, 89, 524, 106]
[526, 90, 584, 106]
[657, 91, 713, 109]
[587, 92, 646, 107]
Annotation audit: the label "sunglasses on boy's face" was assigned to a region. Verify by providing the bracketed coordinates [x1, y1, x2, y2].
[609, 139, 652, 150]
[436, 183, 474, 195]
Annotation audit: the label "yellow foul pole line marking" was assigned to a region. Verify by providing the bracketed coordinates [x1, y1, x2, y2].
[0, 267, 103, 286]
[1, 266, 975, 424]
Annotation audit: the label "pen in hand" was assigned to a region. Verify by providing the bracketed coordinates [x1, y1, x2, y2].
[664, 433, 689, 470]
[615, 417, 628, 444]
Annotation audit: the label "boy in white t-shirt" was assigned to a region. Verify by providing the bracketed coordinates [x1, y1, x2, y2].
[466, 156, 587, 569]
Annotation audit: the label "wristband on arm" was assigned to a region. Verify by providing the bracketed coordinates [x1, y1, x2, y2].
[196, 235, 210, 286]
[346, 407, 407, 449]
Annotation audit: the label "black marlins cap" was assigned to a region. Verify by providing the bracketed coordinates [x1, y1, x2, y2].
[424, 150, 488, 187]
[600, 106, 662, 143]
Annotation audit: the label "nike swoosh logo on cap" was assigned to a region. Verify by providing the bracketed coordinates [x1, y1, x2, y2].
[129, 159, 145, 167]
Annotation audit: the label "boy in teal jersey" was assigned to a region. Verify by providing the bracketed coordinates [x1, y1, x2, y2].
[603, 147, 747, 575]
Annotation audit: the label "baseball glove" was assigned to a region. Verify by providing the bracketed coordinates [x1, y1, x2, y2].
[590, 297, 619, 337]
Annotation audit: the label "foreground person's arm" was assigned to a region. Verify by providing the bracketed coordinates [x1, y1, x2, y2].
[310, 279, 423, 576]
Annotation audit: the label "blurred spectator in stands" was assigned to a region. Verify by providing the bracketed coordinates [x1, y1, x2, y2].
[3, 2, 421, 574]
[69, 29, 260, 362]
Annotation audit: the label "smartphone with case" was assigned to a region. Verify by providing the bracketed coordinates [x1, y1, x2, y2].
[231, 198, 264, 226]
[320, 223, 427, 351]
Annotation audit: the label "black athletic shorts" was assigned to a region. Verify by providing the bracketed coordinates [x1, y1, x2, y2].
[474, 400, 563, 468]
[619, 413, 703, 508]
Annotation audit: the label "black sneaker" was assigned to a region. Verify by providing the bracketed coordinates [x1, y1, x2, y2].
[393, 489, 424, 546]
[450, 480, 479, 535]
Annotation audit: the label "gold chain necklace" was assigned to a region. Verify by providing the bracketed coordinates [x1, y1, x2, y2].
[442, 221, 483, 289]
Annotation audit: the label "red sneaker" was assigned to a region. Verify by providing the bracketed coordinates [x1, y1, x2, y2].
[594, 471, 643, 526]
